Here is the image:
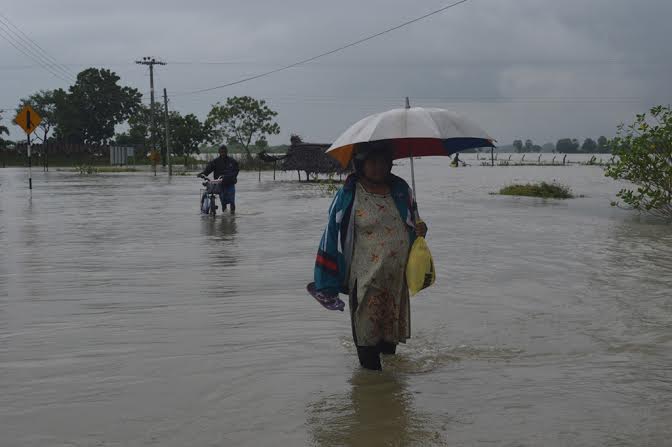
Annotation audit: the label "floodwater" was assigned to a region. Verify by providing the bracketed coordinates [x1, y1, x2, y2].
[1, 157, 671, 447]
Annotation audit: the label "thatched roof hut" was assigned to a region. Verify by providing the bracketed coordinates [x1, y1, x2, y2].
[257, 151, 288, 163]
[281, 135, 349, 181]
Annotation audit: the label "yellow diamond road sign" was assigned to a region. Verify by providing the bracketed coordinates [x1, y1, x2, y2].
[15, 105, 42, 135]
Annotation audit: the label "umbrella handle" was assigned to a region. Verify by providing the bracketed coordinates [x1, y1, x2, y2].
[409, 147, 417, 200]
[405, 97, 417, 204]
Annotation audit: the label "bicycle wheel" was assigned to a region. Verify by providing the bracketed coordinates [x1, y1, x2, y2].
[210, 194, 217, 216]
[201, 193, 211, 214]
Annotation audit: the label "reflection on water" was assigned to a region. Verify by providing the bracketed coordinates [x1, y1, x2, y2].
[308, 370, 444, 447]
[200, 214, 238, 241]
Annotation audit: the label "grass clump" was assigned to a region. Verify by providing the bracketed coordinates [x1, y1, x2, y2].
[97, 167, 139, 173]
[499, 181, 574, 199]
[70, 165, 139, 174]
[74, 164, 99, 175]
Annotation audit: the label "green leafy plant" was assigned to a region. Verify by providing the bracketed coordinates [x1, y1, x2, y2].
[499, 181, 574, 199]
[316, 173, 341, 195]
[605, 105, 672, 218]
[206, 96, 280, 160]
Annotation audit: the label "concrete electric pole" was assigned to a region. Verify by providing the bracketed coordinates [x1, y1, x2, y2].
[135, 57, 166, 165]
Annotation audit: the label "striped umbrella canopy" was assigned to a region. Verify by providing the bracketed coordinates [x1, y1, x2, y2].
[326, 106, 495, 168]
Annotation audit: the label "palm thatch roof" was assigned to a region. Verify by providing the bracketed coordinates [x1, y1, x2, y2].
[257, 150, 288, 162]
[281, 136, 349, 176]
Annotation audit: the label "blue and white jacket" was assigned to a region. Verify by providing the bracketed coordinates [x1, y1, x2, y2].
[314, 173, 419, 295]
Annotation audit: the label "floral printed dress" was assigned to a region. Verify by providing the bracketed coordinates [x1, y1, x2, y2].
[348, 182, 411, 347]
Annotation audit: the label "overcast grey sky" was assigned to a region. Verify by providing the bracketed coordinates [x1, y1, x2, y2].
[1, 0, 671, 145]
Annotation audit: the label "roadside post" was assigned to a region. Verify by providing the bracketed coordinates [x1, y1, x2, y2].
[15, 105, 42, 190]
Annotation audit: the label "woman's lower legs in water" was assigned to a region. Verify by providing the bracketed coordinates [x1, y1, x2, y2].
[379, 341, 397, 355]
[356, 346, 382, 370]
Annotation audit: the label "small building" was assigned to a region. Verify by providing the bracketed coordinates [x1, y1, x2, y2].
[281, 135, 349, 181]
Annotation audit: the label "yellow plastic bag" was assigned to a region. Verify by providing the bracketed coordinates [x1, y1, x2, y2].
[406, 236, 436, 296]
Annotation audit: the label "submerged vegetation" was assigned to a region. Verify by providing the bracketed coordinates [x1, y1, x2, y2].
[498, 181, 574, 199]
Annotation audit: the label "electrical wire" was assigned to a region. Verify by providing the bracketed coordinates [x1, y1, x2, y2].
[0, 26, 73, 83]
[176, 0, 471, 96]
[0, 12, 77, 80]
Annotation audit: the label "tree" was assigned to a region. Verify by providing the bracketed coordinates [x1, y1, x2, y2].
[0, 110, 8, 141]
[524, 139, 534, 153]
[542, 142, 556, 153]
[513, 139, 523, 153]
[556, 138, 580, 153]
[170, 113, 210, 166]
[207, 96, 280, 160]
[581, 138, 597, 153]
[255, 137, 269, 150]
[605, 105, 672, 218]
[597, 135, 610, 153]
[114, 133, 136, 146]
[15, 90, 57, 143]
[54, 68, 142, 144]
[119, 102, 165, 148]
[118, 108, 210, 165]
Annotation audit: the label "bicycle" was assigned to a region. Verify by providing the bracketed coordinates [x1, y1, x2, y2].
[199, 174, 224, 216]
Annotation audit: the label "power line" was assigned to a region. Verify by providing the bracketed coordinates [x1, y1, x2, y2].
[2, 58, 671, 73]
[0, 25, 71, 82]
[0, 25, 73, 83]
[0, 12, 77, 80]
[177, 0, 472, 96]
[169, 92, 649, 107]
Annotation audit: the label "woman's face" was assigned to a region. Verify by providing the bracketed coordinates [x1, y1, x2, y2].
[362, 153, 392, 183]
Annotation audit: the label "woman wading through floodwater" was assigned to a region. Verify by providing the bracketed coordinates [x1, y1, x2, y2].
[309, 142, 427, 370]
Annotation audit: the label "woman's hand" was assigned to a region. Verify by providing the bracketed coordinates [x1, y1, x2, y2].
[416, 221, 428, 238]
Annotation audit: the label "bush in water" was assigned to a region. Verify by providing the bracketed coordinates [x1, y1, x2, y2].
[499, 182, 574, 199]
[605, 105, 672, 219]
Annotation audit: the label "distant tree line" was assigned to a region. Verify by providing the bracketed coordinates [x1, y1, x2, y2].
[1, 67, 280, 165]
[512, 136, 611, 154]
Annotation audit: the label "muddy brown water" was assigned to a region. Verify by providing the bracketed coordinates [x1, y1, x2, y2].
[1, 158, 670, 446]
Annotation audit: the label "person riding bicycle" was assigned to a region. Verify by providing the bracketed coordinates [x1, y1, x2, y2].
[198, 144, 240, 214]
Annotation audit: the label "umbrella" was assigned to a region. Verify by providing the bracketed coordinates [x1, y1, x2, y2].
[326, 98, 495, 194]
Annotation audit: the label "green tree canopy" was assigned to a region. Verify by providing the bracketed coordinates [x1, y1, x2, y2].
[117, 102, 164, 148]
[542, 142, 556, 153]
[581, 138, 597, 153]
[54, 68, 142, 144]
[556, 138, 581, 153]
[605, 105, 672, 218]
[15, 90, 57, 143]
[171, 113, 210, 165]
[207, 96, 280, 159]
[118, 107, 210, 165]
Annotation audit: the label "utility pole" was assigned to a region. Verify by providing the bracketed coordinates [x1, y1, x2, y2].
[135, 57, 166, 165]
[163, 88, 172, 176]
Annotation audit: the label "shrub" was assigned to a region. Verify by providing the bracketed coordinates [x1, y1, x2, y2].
[499, 182, 574, 199]
[605, 105, 672, 218]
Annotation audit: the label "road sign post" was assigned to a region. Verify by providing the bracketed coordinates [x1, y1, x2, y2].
[27, 133, 32, 189]
[15, 105, 42, 191]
